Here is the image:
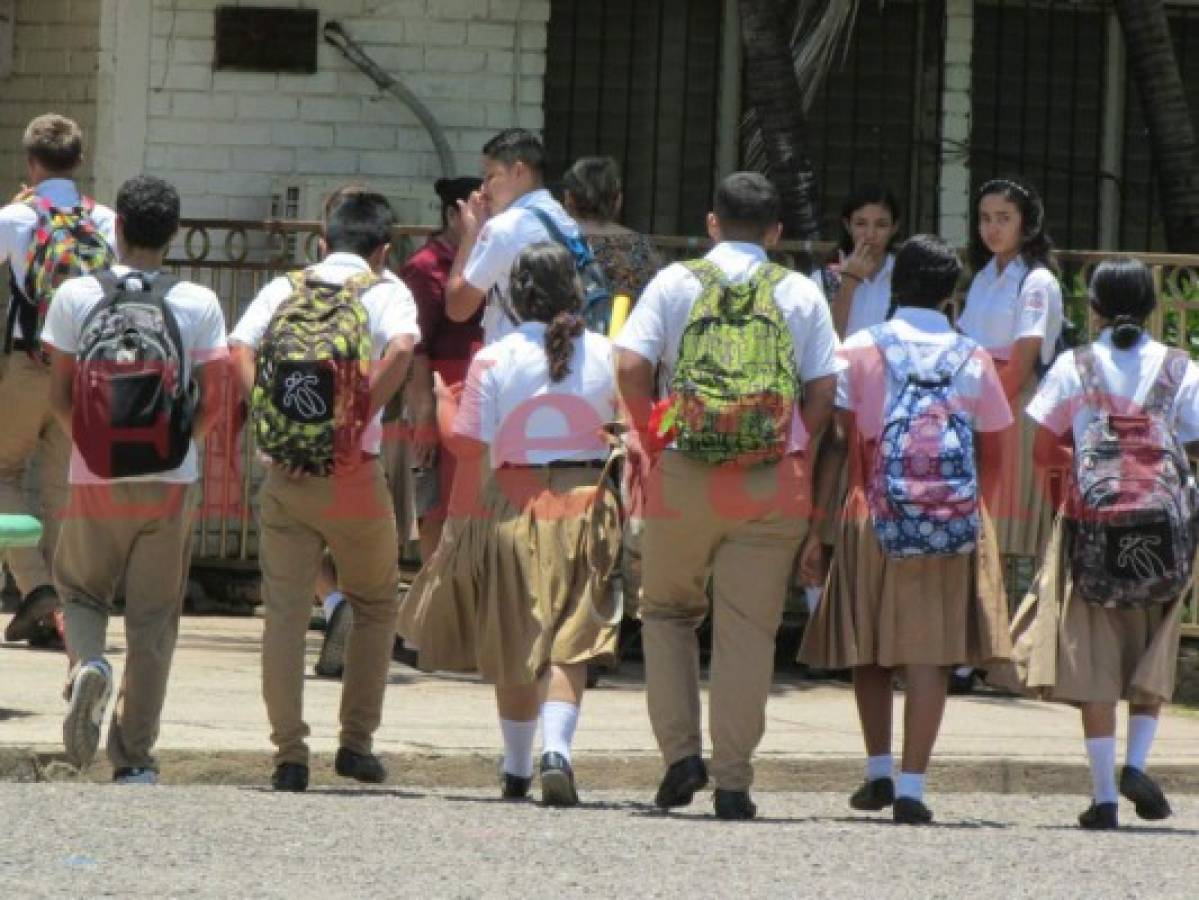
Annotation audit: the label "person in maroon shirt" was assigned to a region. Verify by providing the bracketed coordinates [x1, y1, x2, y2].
[399, 177, 483, 560]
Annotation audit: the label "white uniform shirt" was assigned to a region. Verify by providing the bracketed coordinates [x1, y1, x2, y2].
[958, 256, 1063, 366]
[463, 189, 581, 345]
[40, 266, 228, 484]
[0, 179, 118, 340]
[844, 253, 895, 338]
[230, 253, 420, 455]
[455, 323, 617, 467]
[614, 241, 840, 454]
[836, 306, 1012, 439]
[1026, 330, 1199, 450]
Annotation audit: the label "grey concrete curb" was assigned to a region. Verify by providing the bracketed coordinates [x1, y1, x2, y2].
[5, 748, 1199, 794]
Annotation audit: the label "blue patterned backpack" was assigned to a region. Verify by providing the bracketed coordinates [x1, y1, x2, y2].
[868, 326, 981, 558]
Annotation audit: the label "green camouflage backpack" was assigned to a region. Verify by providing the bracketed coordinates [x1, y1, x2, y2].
[251, 270, 377, 476]
[668, 259, 799, 466]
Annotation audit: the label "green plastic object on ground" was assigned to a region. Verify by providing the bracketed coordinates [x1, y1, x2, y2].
[0, 514, 43, 548]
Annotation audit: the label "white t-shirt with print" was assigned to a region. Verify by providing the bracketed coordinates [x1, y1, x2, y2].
[958, 256, 1062, 365]
[0, 178, 118, 341]
[836, 306, 1013, 440]
[1026, 330, 1199, 452]
[40, 266, 228, 484]
[455, 323, 617, 468]
[614, 241, 841, 454]
[229, 252, 420, 456]
[462, 189, 581, 345]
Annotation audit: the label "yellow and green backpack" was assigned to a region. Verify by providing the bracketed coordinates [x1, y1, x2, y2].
[251, 271, 376, 476]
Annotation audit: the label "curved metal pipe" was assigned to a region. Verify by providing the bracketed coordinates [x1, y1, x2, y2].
[323, 20, 457, 178]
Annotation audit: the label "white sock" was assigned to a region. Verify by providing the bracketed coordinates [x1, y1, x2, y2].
[499, 718, 537, 778]
[322, 591, 345, 622]
[896, 771, 925, 801]
[540, 701, 580, 763]
[1126, 715, 1158, 773]
[804, 586, 822, 615]
[866, 754, 893, 782]
[1085, 736, 1119, 803]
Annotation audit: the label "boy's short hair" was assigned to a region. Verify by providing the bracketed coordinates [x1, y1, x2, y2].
[482, 128, 545, 177]
[713, 172, 781, 239]
[323, 190, 396, 258]
[115, 175, 181, 250]
[891, 234, 962, 309]
[23, 113, 84, 173]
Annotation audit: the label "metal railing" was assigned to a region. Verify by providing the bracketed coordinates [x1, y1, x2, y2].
[168, 217, 1199, 635]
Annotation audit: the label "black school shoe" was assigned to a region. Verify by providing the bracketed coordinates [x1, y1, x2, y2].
[714, 789, 757, 821]
[850, 777, 895, 811]
[653, 755, 709, 809]
[539, 752, 579, 807]
[335, 747, 387, 784]
[1078, 801, 1119, 831]
[271, 762, 309, 792]
[893, 797, 934, 825]
[1119, 766, 1172, 821]
[5, 584, 60, 643]
[500, 771, 532, 801]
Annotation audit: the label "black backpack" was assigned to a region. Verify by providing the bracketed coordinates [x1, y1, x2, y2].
[73, 271, 195, 479]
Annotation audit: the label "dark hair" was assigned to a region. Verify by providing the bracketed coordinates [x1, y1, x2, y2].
[837, 184, 902, 256]
[323, 190, 396, 258]
[115, 175, 180, 250]
[509, 242, 585, 382]
[434, 176, 482, 231]
[969, 176, 1057, 273]
[1089, 258, 1157, 350]
[890, 234, 962, 310]
[482, 128, 545, 178]
[562, 156, 621, 221]
[713, 172, 781, 240]
[23, 113, 83, 172]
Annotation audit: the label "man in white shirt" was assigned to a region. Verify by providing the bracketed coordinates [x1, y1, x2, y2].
[42, 175, 227, 783]
[444, 128, 582, 345]
[1, 114, 117, 648]
[615, 173, 839, 820]
[230, 190, 418, 792]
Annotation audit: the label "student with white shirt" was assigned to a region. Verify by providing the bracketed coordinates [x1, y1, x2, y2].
[820, 185, 901, 340]
[799, 235, 1013, 825]
[958, 178, 1062, 562]
[399, 242, 621, 807]
[41, 175, 227, 783]
[444, 128, 584, 345]
[0, 114, 117, 648]
[229, 191, 418, 793]
[1010, 259, 1197, 831]
[615, 173, 839, 820]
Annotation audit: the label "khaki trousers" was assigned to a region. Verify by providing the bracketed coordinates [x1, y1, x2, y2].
[640, 451, 808, 791]
[54, 481, 200, 771]
[0, 353, 71, 594]
[258, 461, 400, 765]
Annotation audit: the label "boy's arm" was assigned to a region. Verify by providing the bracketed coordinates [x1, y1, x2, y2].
[445, 192, 490, 322]
[46, 346, 76, 436]
[369, 335, 415, 419]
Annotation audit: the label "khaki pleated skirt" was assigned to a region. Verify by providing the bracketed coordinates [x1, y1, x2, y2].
[994, 381, 1054, 559]
[999, 516, 1184, 705]
[799, 487, 1012, 669]
[396, 464, 621, 686]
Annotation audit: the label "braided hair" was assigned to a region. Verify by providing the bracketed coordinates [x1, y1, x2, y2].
[509, 242, 585, 382]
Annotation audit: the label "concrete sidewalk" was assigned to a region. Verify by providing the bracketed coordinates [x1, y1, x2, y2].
[3, 615, 1199, 790]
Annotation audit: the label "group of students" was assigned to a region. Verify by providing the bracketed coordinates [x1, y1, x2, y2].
[0, 114, 1192, 833]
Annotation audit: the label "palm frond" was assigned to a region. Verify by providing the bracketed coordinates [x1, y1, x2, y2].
[791, 0, 865, 111]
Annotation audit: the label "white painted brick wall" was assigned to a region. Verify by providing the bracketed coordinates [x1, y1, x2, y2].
[0, 0, 101, 192]
[131, 0, 550, 226]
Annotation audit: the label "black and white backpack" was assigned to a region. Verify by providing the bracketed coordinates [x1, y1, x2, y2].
[73, 270, 195, 478]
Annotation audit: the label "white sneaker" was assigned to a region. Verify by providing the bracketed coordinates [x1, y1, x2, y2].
[113, 767, 158, 785]
[63, 658, 113, 770]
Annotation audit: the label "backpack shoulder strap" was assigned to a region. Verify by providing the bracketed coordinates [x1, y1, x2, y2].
[1073, 345, 1112, 413]
[528, 207, 589, 261]
[1142, 348, 1190, 416]
[680, 259, 728, 321]
[930, 334, 978, 382]
[868, 324, 911, 381]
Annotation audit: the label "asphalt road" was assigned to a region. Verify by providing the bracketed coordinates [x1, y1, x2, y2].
[2, 786, 1198, 898]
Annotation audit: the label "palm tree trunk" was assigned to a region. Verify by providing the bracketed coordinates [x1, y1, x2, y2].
[739, 0, 821, 239]
[1114, 0, 1199, 251]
